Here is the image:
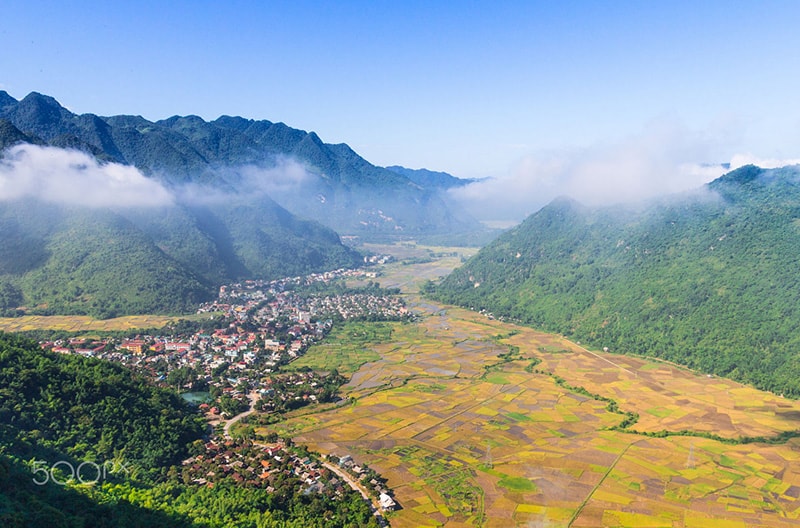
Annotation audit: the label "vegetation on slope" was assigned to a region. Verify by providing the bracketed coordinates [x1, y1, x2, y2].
[0, 196, 362, 319]
[0, 332, 206, 472]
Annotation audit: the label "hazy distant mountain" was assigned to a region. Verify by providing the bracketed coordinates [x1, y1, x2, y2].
[384, 165, 480, 189]
[427, 164, 800, 396]
[0, 91, 478, 236]
[0, 194, 361, 318]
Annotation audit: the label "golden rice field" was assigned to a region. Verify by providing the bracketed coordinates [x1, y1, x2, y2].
[0, 311, 217, 333]
[262, 246, 800, 528]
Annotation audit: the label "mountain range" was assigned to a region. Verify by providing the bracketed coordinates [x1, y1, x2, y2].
[427, 164, 800, 397]
[0, 91, 478, 236]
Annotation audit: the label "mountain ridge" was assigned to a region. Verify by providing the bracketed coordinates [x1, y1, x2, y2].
[1, 90, 485, 316]
[384, 165, 479, 190]
[0, 132, 364, 317]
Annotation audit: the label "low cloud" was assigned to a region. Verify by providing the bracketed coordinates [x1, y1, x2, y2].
[174, 157, 314, 206]
[0, 145, 318, 210]
[449, 120, 795, 222]
[729, 153, 800, 170]
[0, 144, 173, 207]
[238, 157, 313, 194]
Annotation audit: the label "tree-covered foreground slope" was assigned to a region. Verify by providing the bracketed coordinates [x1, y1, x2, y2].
[427, 165, 800, 397]
[0, 331, 206, 470]
[0, 333, 378, 527]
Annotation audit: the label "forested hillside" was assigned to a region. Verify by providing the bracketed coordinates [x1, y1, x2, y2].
[0, 333, 378, 527]
[427, 165, 800, 397]
[0, 197, 362, 318]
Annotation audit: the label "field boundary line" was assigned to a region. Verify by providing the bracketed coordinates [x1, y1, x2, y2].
[567, 441, 632, 527]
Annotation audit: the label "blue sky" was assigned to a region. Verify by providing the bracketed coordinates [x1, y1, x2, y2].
[2, 1, 800, 218]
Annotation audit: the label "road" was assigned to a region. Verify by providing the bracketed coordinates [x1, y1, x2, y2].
[220, 392, 388, 523]
[321, 460, 387, 526]
[222, 390, 260, 438]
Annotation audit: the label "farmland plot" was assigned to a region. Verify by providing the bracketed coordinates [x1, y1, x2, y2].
[262, 246, 800, 527]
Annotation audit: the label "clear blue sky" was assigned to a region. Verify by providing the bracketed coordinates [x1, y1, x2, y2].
[2, 1, 799, 186]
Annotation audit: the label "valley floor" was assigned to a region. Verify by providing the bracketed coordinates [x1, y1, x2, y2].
[261, 245, 800, 528]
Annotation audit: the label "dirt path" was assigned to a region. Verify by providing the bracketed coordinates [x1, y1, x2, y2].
[572, 341, 636, 376]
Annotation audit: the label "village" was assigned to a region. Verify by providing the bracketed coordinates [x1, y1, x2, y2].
[41, 266, 409, 403]
[178, 437, 396, 516]
[38, 264, 404, 518]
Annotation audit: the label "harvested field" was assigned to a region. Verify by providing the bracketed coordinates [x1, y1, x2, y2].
[260, 245, 800, 527]
[0, 312, 217, 332]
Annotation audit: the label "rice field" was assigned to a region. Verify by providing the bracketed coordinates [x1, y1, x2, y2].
[290, 321, 391, 374]
[262, 245, 800, 526]
[0, 311, 218, 332]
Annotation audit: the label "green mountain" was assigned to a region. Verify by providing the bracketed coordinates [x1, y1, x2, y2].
[0, 119, 43, 150]
[0, 93, 378, 317]
[0, 202, 215, 318]
[427, 164, 800, 397]
[0, 333, 206, 471]
[0, 91, 478, 236]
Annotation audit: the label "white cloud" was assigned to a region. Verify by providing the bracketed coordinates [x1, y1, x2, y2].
[728, 154, 800, 170]
[238, 157, 312, 193]
[173, 157, 314, 205]
[0, 144, 173, 207]
[449, 120, 734, 222]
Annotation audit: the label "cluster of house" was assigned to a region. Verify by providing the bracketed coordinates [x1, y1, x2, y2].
[303, 292, 408, 321]
[42, 318, 322, 391]
[333, 454, 396, 512]
[201, 268, 409, 325]
[43, 324, 333, 422]
[182, 439, 340, 494]
[199, 267, 381, 311]
[47, 337, 109, 356]
[251, 369, 346, 414]
[43, 266, 408, 384]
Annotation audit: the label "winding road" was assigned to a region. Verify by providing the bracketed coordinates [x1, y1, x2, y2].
[222, 390, 260, 438]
